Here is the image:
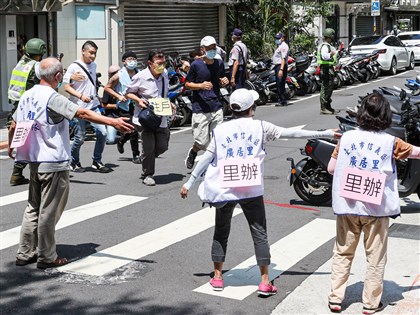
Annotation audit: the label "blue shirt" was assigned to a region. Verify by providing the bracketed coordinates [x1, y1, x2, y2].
[186, 58, 225, 113]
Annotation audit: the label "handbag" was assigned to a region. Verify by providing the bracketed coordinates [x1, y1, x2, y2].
[137, 105, 162, 131]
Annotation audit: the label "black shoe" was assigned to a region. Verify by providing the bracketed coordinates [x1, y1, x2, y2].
[16, 255, 38, 266]
[117, 140, 124, 154]
[132, 156, 141, 164]
[10, 175, 30, 186]
[274, 103, 287, 107]
[92, 161, 111, 173]
[37, 257, 68, 270]
[70, 162, 86, 173]
[185, 147, 197, 169]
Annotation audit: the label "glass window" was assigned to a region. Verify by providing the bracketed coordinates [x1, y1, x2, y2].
[76, 5, 106, 39]
[350, 36, 384, 46]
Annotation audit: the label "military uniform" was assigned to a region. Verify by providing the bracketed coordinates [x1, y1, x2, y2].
[317, 38, 338, 115]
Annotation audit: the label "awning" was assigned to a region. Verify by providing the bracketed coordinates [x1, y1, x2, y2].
[0, 0, 62, 12]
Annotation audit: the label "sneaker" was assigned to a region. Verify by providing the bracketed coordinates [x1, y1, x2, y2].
[92, 161, 111, 173]
[132, 156, 141, 164]
[257, 282, 277, 296]
[209, 277, 224, 291]
[70, 162, 86, 173]
[185, 147, 197, 169]
[143, 176, 156, 186]
[117, 140, 124, 154]
[362, 302, 385, 315]
[10, 175, 30, 186]
[16, 255, 38, 266]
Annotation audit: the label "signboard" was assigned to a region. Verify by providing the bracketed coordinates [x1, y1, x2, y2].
[371, 0, 380, 16]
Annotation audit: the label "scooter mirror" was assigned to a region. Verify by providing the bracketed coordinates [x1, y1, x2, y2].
[399, 89, 407, 100]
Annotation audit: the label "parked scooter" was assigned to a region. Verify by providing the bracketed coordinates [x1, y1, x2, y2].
[287, 90, 420, 205]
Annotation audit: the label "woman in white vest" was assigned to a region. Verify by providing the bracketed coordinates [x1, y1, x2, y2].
[180, 88, 336, 296]
[326, 92, 420, 314]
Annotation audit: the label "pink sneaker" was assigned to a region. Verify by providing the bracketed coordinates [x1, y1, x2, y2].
[210, 277, 224, 291]
[258, 282, 277, 296]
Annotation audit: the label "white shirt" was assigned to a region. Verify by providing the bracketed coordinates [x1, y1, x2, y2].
[63, 59, 100, 110]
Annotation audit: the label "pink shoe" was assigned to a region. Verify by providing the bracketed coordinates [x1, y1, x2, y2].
[258, 282, 277, 296]
[210, 277, 224, 291]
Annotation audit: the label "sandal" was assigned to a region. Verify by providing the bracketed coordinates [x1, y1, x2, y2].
[37, 257, 68, 270]
[328, 302, 342, 313]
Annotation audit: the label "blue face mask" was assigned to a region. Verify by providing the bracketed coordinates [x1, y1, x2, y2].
[127, 60, 138, 70]
[57, 81, 62, 89]
[275, 39, 281, 45]
[205, 49, 217, 59]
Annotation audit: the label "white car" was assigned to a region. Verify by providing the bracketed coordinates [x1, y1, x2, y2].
[349, 35, 415, 75]
[397, 31, 420, 63]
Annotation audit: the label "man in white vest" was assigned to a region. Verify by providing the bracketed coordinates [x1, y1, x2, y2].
[180, 88, 336, 296]
[8, 57, 133, 269]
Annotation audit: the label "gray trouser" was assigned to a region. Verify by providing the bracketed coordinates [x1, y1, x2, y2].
[212, 196, 271, 266]
[16, 170, 70, 263]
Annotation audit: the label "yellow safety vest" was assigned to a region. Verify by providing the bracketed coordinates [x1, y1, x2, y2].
[317, 43, 337, 66]
[8, 58, 37, 102]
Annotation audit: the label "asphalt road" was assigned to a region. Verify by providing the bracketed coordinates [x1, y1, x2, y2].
[1, 69, 419, 315]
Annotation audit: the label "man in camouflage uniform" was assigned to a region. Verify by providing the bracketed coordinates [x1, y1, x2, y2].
[7, 38, 46, 186]
[317, 28, 340, 115]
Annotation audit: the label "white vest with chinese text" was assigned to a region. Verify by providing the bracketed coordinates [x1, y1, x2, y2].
[332, 130, 400, 217]
[15, 85, 70, 163]
[198, 118, 265, 203]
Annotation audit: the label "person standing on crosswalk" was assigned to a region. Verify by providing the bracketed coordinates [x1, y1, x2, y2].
[8, 57, 133, 269]
[326, 92, 420, 314]
[180, 88, 336, 296]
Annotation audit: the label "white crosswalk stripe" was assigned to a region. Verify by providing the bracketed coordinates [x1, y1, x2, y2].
[0, 190, 28, 207]
[58, 207, 243, 276]
[193, 218, 337, 300]
[0, 195, 146, 250]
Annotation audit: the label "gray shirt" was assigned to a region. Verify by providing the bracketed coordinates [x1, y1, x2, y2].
[228, 41, 248, 66]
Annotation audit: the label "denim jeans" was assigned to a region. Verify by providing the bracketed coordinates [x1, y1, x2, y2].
[71, 108, 107, 164]
[106, 125, 118, 144]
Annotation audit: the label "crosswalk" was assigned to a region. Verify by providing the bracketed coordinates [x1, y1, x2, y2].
[1, 190, 419, 309]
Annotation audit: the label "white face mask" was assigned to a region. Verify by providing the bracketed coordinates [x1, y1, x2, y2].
[126, 60, 138, 70]
[275, 39, 281, 45]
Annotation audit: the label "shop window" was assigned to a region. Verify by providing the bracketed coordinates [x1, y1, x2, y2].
[76, 5, 105, 39]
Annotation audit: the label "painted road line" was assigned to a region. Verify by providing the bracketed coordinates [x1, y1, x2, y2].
[58, 207, 243, 276]
[193, 218, 336, 300]
[0, 195, 146, 250]
[0, 191, 28, 207]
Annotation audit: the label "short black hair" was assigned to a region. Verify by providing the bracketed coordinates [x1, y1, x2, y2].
[82, 40, 98, 51]
[122, 50, 137, 61]
[356, 92, 392, 131]
[147, 49, 165, 62]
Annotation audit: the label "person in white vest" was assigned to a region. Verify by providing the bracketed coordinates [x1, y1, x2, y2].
[8, 57, 133, 269]
[180, 88, 336, 296]
[326, 92, 420, 314]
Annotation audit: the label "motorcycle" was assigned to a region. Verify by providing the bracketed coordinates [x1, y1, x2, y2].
[287, 89, 420, 205]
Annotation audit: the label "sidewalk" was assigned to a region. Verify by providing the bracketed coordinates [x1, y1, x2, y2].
[0, 111, 8, 150]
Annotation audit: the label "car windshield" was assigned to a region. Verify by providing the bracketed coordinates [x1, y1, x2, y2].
[351, 36, 384, 46]
[398, 34, 420, 40]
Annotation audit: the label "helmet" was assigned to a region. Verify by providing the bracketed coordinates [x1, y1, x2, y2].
[25, 38, 47, 56]
[323, 28, 335, 38]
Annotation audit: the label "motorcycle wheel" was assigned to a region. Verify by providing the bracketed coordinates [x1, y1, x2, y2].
[174, 107, 191, 127]
[257, 92, 268, 105]
[296, 85, 306, 96]
[310, 79, 318, 94]
[287, 85, 296, 100]
[293, 159, 332, 206]
[306, 79, 314, 94]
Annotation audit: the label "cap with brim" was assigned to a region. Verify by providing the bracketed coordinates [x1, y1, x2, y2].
[229, 89, 260, 111]
[108, 65, 121, 74]
[274, 32, 283, 39]
[232, 28, 243, 37]
[200, 36, 217, 47]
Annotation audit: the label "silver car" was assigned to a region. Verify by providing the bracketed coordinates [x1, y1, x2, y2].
[398, 31, 420, 63]
[349, 35, 414, 75]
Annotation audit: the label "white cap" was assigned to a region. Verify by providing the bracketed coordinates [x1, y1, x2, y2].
[108, 64, 121, 74]
[229, 88, 259, 111]
[200, 36, 217, 47]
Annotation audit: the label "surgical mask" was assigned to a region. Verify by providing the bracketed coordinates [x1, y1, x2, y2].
[205, 49, 217, 59]
[57, 81, 62, 89]
[154, 64, 165, 74]
[127, 60, 138, 70]
[275, 39, 281, 45]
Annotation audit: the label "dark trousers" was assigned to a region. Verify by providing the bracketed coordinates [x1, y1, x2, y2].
[117, 108, 140, 157]
[275, 64, 288, 105]
[320, 65, 334, 110]
[212, 196, 271, 266]
[141, 127, 170, 177]
[230, 65, 245, 90]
